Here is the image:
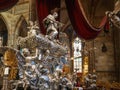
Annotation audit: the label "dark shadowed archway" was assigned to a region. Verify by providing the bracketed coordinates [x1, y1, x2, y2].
[18, 20, 28, 37]
[0, 18, 8, 61]
[0, 18, 8, 46]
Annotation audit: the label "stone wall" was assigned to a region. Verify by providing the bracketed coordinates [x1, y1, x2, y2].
[113, 26, 120, 82]
[94, 30, 116, 82]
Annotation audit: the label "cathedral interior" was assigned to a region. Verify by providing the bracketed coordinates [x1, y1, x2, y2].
[0, 0, 120, 90]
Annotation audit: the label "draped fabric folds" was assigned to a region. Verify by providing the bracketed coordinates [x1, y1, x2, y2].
[0, 0, 18, 11]
[65, 0, 108, 40]
[36, 0, 60, 34]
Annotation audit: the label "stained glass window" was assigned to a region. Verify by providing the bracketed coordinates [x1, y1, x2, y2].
[73, 37, 82, 73]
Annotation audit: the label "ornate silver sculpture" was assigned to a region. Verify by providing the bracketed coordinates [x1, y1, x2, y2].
[106, 0, 120, 29]
[17, 21, 66, 58]
[0, 15, 67, 89]
[106, 11, 120, 29]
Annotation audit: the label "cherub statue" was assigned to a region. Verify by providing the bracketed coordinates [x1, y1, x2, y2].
[43, 8, 64, 40]
[21, 48, 39, 68]
[27, 21, 40, 37]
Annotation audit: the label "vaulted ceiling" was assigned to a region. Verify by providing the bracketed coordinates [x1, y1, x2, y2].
[81, 0, 115, 27]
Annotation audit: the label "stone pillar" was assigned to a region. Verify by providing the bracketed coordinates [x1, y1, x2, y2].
[29, 0, 37, 21]
[113, 26, 120, 82]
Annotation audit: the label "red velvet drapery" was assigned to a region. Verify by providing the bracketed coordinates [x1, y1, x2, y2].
[65, 0, 108, 40]
[36, 0, 60, 34]
[0, 0, 18, 11]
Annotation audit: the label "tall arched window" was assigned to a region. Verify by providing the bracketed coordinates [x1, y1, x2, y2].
[73, 37, 82, 73]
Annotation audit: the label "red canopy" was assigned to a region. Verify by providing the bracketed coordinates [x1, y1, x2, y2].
[0, 0, 18, 11]
[65, 0, 108, 40]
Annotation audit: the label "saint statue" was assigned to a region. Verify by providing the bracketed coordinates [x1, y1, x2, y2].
[43, 8, 64, 40]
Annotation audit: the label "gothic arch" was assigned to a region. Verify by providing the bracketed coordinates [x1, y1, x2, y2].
[0, 14, 9, 47]
[15, 15, 28, 38]
[14, 15, 29, 48]
[0, 14, 9, 59]
[0, 13, 10, 31]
